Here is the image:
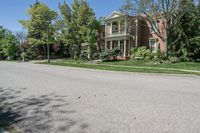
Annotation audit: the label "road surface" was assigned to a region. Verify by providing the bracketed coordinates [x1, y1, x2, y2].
[0, 62, 200, 133]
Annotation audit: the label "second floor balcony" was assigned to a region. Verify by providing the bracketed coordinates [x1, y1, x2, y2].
[105, 20, 128, 37]
[104, 11, 138, 38]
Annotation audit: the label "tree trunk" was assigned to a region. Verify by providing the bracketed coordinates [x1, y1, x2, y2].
[163, 28, 169, 59]
[78, 43, 82, 57]
[69, 47, 75, 59]
[43, 45, 47, 59]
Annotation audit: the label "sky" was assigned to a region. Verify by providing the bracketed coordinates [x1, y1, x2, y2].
[0, 0, 124, 32]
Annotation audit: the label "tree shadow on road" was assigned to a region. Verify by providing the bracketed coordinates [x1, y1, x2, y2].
[0, 87, 89, 133]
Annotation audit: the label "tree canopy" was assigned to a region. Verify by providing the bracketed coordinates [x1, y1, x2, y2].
[0, 26, 19, 60]
[19, 1, 57, 56]
[58, 0, 99, 58]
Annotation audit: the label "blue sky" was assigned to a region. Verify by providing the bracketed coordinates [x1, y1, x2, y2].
[0, 0, 124, 32]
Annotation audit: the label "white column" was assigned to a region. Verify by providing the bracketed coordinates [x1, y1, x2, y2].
[118, 40, 120, 48]
[125, 18, 127, 35]
[105, 22, 107, 36]
[129, 39, 131, 56]
[105, 40, 107, 50]
[118, 21, 121, 34]
[124, 39, 126, 57]
[110, 22, 113, 35]
[110, 40, 113, 50]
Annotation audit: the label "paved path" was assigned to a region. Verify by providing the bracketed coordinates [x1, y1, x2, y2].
[0, 62, 200, 133]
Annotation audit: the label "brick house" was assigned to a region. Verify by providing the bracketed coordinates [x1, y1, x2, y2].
[101, 11, 166, 58]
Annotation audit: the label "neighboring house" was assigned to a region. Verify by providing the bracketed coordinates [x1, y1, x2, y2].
[102, 11, 166, 58]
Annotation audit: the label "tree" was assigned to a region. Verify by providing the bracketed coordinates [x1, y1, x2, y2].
[19, 0, 57, 57]
[120, 0, 191, 57]
[170, 0, 200, 60]
[58, 0, 77, 58]
[16, 30, 27, 51]
[58, 0, 99, 59]
[0, 26, 19, 60]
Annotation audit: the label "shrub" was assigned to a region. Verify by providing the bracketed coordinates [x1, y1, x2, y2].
[93, 52, 100, 60]
[110, 48, 122, 60]
[130, 48, 136, 55]
[80, 51, 88, 61]
[100, 50, 111, 61]
[87, 44, 97, 59]
[37, 55, 44, 60]
[179, 56, 190, 62]
[100, 48, 122, 61]
[21, 52, 28, 61]
[131, 46, 151, 59]
[169, 57, 180, 63]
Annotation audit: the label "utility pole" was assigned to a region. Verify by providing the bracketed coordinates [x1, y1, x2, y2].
[47, 12, 50, 64]
[135, 19, 138, 48]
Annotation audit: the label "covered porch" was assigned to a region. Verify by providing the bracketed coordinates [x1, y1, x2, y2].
[105, 37, 132, 58]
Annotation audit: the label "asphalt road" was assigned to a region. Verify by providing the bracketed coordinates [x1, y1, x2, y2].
[0, 62, 200, 133]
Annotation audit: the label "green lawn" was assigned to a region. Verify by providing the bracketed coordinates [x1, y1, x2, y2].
[38, 60, 200, 76]
[98, 60, 200, 71]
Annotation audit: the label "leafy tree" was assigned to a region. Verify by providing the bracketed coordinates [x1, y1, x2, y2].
[120, 0, 191, 57]
[0, 26, 19, 60]
[59, 0, 99, 59]
[58, 0, 78, 58]
[19, 0, 57, 57]
[170, 0, 200, 61]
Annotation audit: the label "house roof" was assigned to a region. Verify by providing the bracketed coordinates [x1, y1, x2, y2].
[104, 11, 145, 21]
[105, 11, 126, 20]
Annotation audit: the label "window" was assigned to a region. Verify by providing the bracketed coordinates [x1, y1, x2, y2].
[150, 23, 158, 33]
[149, 39, 157, 52]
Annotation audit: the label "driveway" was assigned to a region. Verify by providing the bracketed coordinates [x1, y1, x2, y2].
[0, 62, 200, 133]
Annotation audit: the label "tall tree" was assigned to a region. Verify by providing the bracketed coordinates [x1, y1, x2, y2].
[171, 0, 200, 60]
[19, 0, 57, 57]
[0, 26, 19, 60]
[59, 0, 99, 59]
[120, 0, 191, 57]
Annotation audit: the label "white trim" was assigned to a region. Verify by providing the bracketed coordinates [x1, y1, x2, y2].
[124, 39, 126, 57]
[105, 11, 123, 20]
[110, 40, 113, 50]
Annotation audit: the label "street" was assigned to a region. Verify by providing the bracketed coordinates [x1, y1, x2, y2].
[0, 61, 200, 133]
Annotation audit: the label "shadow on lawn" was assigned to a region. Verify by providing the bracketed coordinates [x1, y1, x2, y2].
[0, 87, 89, 133]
